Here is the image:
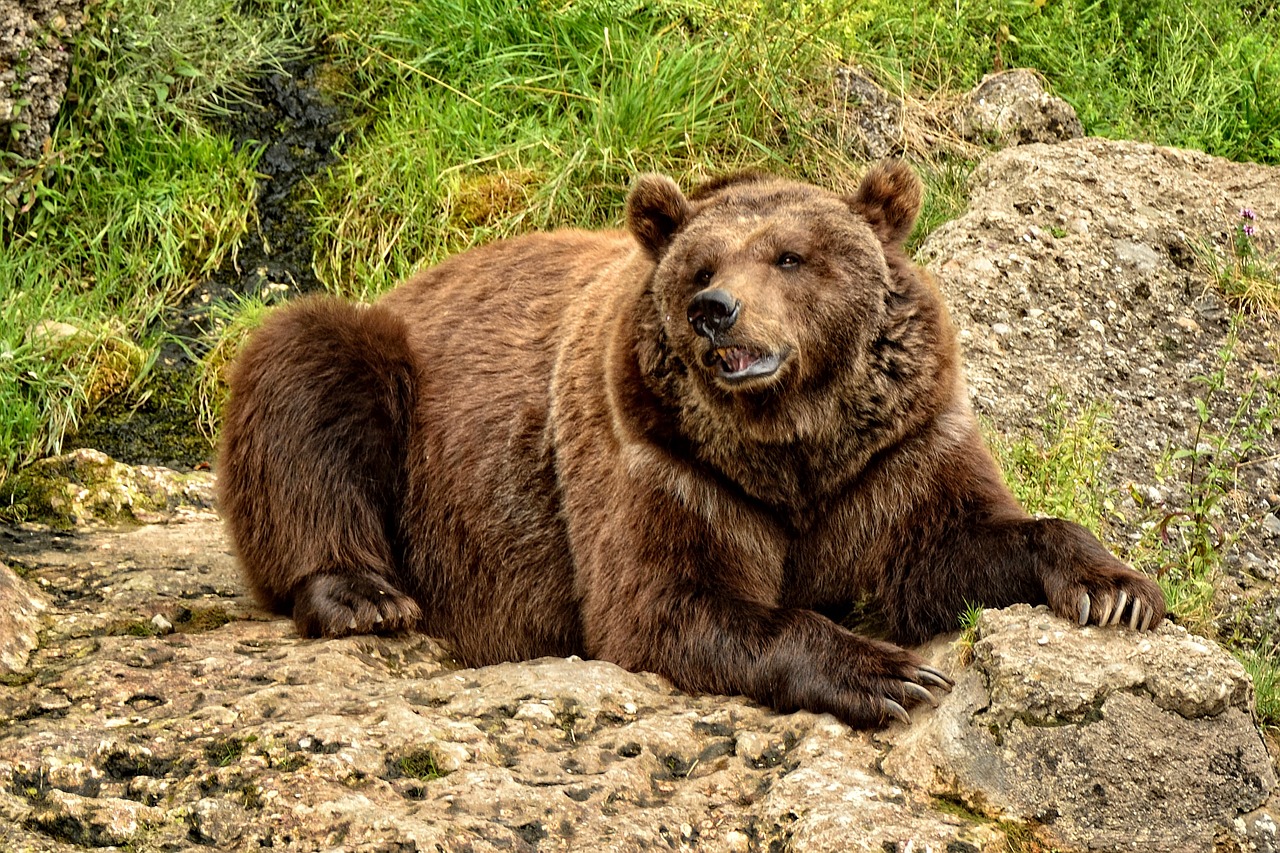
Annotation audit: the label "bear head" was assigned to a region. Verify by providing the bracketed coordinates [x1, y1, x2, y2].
[626, 162, 954, 455]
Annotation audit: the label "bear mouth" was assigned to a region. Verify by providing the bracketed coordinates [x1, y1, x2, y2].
[702, 345, 786, 383]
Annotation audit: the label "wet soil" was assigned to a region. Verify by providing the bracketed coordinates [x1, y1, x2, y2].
[68, 58, 345, 469]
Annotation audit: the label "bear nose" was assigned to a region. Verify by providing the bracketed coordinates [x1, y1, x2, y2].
[687, 288, 740, 339]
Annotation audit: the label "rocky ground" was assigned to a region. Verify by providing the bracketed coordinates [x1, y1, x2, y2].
[2, 118, 1280, 851]
[0, 512, 1274, 852]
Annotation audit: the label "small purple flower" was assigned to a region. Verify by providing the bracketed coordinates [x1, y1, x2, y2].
[1243, 224, 1257, 238]
[1241, 207, 1257, 221]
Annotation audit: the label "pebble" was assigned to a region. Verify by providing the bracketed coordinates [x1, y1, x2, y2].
[514, 702, 557, 726]
[151, 613, 174, 634]
[992, 322, 1013, 336]
[1262, 514, 1280, 538]
[725, 830, 750, 852]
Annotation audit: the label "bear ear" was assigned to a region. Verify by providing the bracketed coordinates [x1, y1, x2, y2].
[626, 174, 691, 260]
[846, 160, 923, 247]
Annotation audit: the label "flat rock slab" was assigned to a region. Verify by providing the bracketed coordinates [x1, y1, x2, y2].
[0, 514, 1274, 852]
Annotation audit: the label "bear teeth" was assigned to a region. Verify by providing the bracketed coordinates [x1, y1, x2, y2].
[716, 346, 757, 374]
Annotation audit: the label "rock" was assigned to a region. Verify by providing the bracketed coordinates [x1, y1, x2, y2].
[833, 66, 904, 159]
[0, 562, 47, 674]
[2, 448, 215, 527]
[921, 137, 1280, 589]
[0, 512, 1274, 851]
[885, 606, 1274, 852]
[0, 0, 85, 160]
[950, 68, 1084, 146]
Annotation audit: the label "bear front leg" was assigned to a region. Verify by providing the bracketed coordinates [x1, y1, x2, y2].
[883, 514, 1166, 644]
[575, 488, 951, 727]
[1022, 517, 1166, 631]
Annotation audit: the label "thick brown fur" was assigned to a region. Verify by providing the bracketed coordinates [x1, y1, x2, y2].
[219, 161, 1166, 728]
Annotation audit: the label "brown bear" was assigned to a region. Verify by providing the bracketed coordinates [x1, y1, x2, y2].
[218, 161, 1166, 728]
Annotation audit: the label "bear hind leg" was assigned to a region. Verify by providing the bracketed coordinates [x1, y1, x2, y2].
[218, 296, 423, 638]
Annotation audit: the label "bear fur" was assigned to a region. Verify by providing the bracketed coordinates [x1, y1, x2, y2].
[218, 162, 1166, 727]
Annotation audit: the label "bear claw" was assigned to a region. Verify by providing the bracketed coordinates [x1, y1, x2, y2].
[1108, 591, 1128, 626]
[883, 697, 911, 724]
[1078, 592, 1091, 626]
[916, 665, 953, 690]
[904, 682, 939, 707]
[1094, 594, 1114, 626]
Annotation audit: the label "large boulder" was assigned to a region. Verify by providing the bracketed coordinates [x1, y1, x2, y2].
[922, 137, 1280, 585]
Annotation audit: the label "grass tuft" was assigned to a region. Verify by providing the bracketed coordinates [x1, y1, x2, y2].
[1237, 639, 1280, 728]
[0, 0, 300, 480]
[993, 392, 1120, 535]
[1199, 208, 1280, 316]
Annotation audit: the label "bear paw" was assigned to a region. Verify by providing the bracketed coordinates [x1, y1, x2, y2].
[1049, 563, 1166, 633]
[292, 571, 422, 638]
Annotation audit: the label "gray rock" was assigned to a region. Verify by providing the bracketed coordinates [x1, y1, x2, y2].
[884, 606, 1274, 852]
[0, 561, 47, 674]
[0, 0, 84, 160]
[833, 66, 904, 159]
[951, 68, 1084, 146]
[920, 137, 1280, 594]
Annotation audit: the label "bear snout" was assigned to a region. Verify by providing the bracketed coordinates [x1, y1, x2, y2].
[687, 288, 740, 340]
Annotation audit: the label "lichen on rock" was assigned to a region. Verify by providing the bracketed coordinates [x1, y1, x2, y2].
[2, 448, 214, 528]
[884, 605, 1274, 852]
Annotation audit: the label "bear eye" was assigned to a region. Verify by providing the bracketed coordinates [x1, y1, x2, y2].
[776, 252, 803, 270]
[694, 267, 714, 286]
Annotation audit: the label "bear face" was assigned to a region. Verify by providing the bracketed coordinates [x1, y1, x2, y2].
[627, 165, 952, 475]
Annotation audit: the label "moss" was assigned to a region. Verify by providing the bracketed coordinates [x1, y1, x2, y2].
[0, 448, 194, 528]
[105, 619, 162, 638]
[71, 361, 215, 469]
[204, 736, 245, 767]
[272, 753, 309, 773]
[174, 606, 234, 633]
[449, 168, 541, 229]
[931, 794, 992, 824]
[389, 748, 448, 782]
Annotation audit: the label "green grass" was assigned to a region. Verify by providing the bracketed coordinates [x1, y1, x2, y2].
[1199, 209, 1280, 315]
[994, 392, 1121, 535]
[308, 0, 788, 297]
[392, 748, 447, 781]
[953, 601, 985, 666]
[1237, 640, 1280, 728]
[990, 348, 1280, 641]
[0, 0, 301, 480]
[788, 0, 1280, 164]
[1147, 326, 1280, 633]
